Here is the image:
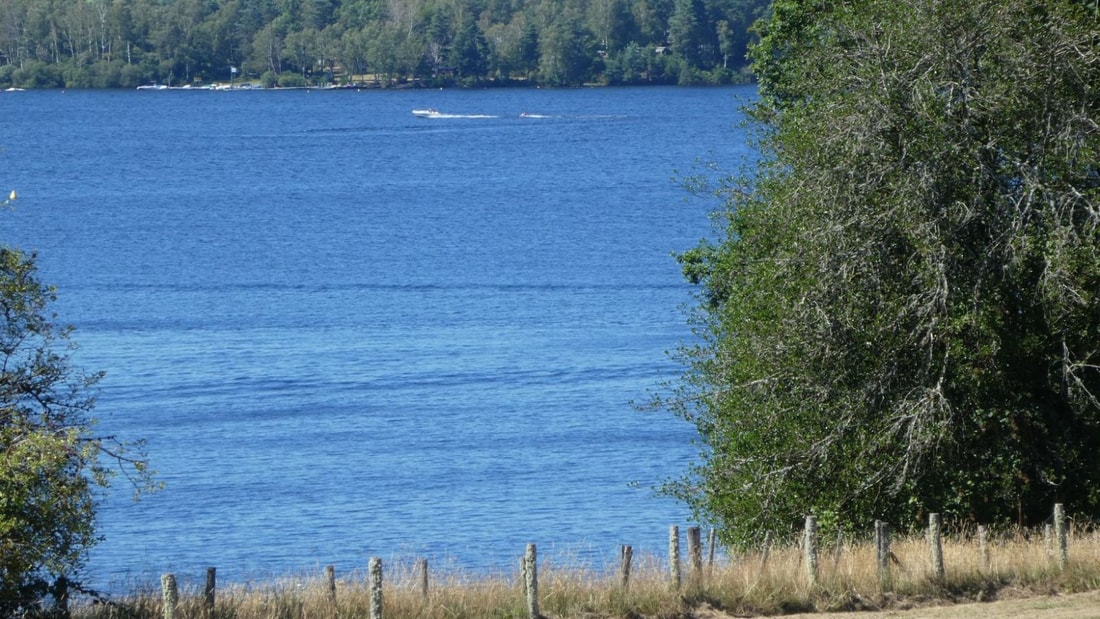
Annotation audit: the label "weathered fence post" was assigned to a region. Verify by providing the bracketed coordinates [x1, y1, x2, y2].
[53, 576, 69, 619]
[325, 565, 337, 607]
[524, 543, 539, 619]
[831, 527, 844, 570]
[687, 526, 703, 585]
[204, 567, 216, 618]
[759, 531, 773, 571]
[929, 513, 945, 579]
[1044, 523, 1054, 556]
[161, 573, 178, 619]
[1054, 503, 1068, 570]
[668, 525, 681, 590]
[417, 558, 429, 598]
[369, 557, 383, 619]
[707, 529, 717, 570]
[619, 545, 633, 591]
[874, 520, 891, 588]
[977, 525, 989, 570]
[803, 516, 818, 588]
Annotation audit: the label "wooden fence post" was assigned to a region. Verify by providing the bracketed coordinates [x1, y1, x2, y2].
[759, 531, 772, 571]
[619, 545, 633, 591]
[668, 525, 681, 591]
[161, 573, 178, 619]
[707, 529, 717, 570]
[524, 543, 539, 619]
[1054, 503, 1068, 570]
[874, 520, 890, 588]
[53, 576, 69, 619]
[929, 513, 945, 579]
[803, 516, 818, 588]
[325, 565, 337, 607]
[204, 567, 216, 618]
[369, 557, 383, 619]
[977, 525, 989, 570]
[417, 558, 429, 598]
[831, 527, 844, 570]
[687, 526, 703, 585]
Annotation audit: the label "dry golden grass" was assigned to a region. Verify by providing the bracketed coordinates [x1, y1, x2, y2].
[75, 526, 1100, 618]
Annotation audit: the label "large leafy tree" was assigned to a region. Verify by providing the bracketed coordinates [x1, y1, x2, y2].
[0, 193, 155, 614]
[448, 14, 490, 82]
[667, 0, 1100, 544]
[668, 0, 710, 68]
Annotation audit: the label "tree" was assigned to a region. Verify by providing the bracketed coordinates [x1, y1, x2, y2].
[251, 21, 286, 76]
[587, 0, 635, 53]
[516, 17, 539, 78]
[282, 26, 318, 77]
[0, 193, 155, 614]
[714, 19, 732, 68]
[631, 0, 674, 45]
[668, 0, 709, 67]
[665, 0, 1100, 545]
[536, 12, 593, 86]
[447, 13, 489, 81]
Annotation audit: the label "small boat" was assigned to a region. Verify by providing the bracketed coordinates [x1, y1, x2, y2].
[137, 83, 168, 90]
[412, 108, 441, 118]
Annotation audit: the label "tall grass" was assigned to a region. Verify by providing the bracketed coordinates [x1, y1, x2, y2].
[74, 526, 1100, 618]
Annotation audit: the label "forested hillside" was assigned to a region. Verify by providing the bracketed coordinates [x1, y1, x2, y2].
[0, 0, 769, 89]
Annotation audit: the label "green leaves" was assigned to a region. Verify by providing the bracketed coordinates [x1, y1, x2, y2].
[668, 0, 1100, 544]
[0, 247, 155, 613]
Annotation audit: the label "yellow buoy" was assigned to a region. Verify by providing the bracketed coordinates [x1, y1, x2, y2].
[8, 190, 14, 201]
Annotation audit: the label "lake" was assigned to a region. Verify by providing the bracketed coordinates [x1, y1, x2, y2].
[0, 84, 757, 592]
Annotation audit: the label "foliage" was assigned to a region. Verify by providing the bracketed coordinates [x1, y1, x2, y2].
[0, 193, 155, 615]
[665, 0, 1100, 545]
[0, 0, 769, 89]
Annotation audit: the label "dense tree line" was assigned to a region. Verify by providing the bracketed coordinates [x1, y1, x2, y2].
[0, 0, 768, 89]
[667, 0, 1100, 543]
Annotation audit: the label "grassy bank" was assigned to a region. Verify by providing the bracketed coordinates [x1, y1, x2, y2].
[73, 527, 1100, 618]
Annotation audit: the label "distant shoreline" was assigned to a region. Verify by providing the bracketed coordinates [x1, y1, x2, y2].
[3, 78, 756, 92]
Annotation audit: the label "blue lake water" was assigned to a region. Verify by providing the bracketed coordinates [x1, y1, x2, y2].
[0, 85, 756, 592]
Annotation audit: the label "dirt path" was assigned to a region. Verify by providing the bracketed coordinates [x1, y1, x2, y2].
[757, 590, 1100, 618]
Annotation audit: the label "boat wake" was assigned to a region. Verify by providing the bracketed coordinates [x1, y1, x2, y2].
[412, 109, 497, 119]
